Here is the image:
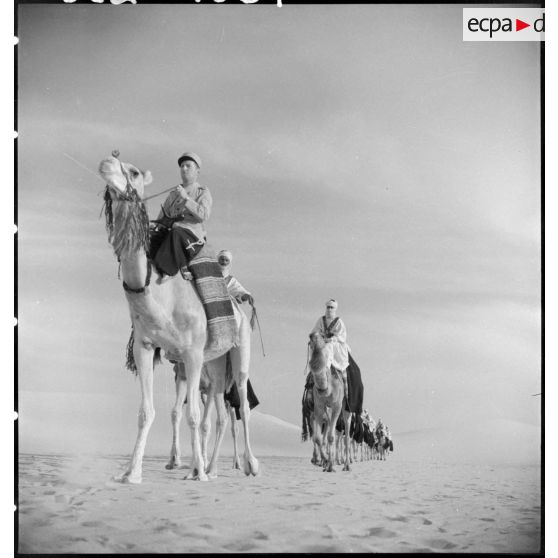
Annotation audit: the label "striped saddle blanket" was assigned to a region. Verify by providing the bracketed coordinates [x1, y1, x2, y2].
[189, 244, 238, 354]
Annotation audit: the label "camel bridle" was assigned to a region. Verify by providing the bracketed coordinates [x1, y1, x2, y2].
[103, 159, 152, 294]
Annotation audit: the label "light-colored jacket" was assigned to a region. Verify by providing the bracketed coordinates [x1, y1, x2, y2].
[158, 182, 212, 240]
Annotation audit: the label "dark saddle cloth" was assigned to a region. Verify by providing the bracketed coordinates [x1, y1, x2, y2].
[350, 412, 364, 443]
[224, 378, 260, 420]
[344, 352, 364, 414]
[149, 225, 203, 277]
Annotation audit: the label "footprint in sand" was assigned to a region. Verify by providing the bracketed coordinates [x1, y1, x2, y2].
[81, 520, 103, 528]
[387, 515, 409, 523]
[425, 538, 458, 550]
[422, 519, 433, 525]
[227, 541, 259, 552]
[365, 527, 397, 539]
[253, 531, 269, 541]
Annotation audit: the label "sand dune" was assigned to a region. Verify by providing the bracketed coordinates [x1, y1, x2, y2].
[19, 391, 540, 465]
[394, 418, 541, 465]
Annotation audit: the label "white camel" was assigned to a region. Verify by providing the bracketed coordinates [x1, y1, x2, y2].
[98, 154, 258, 483]
[308, 332, 351, 472]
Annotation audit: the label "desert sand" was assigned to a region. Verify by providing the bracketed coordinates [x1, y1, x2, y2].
[18, 450, 540, 554]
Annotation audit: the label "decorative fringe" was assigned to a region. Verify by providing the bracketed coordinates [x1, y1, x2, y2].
[125, 328, 137, 374]
[103, 185, 151, 261]
[125, 326, 162, 375]
[301, 387, 314, 442]
[301, 414, 309, 442]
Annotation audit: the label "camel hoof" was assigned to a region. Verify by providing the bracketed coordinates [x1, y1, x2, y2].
[184, 470, 209, 481]
[244, 457, 260, 476]
[114, 473, 142, 484]
[165, 458, 182, 470]
[206, 466, 218, 479]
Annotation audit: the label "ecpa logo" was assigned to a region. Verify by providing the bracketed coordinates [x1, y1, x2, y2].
[463, 8, 544, 41]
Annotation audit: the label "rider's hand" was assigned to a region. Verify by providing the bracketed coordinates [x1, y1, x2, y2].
[176, 185, 189, 200]
[241, 293, 254, 305]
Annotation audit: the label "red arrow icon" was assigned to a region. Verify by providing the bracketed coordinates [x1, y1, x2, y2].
[516, 19, 530, 31]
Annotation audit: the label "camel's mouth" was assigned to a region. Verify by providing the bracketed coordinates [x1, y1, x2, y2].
[98, 156, 120, 177]
[99, 157, 129, 195]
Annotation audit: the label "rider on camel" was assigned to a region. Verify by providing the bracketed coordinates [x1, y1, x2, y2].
[150, 152, 211, 276]
[217, 249, 254, 306]
[308, 299, 350, 398]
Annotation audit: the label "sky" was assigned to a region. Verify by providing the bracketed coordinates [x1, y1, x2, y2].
[16, 3, 542, 457]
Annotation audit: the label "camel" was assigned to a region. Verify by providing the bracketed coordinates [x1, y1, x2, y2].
[308, 332, 351, 472]
[189, 366, 256, 475]
[98, 154, 258, 483]
[375, 422, 388, 461]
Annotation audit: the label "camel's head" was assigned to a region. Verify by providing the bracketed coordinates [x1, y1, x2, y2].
[98, 155, 152, 200]
[309, 331, 326, 351]
[98, 155, 152, 260]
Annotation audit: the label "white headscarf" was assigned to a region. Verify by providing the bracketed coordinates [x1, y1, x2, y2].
[218, 249, 233, 277]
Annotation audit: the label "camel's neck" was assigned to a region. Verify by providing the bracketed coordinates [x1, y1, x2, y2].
[310, 346, 328, 391]
[120, 251, 149, 291]
[312, 366, 329, 392]
[105, 193, 151, 291]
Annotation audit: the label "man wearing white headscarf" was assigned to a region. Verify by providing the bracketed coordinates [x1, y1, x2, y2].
[310, 299, 350, 372]
[309, 299, 351, 400]
[217, 249, 254, 305]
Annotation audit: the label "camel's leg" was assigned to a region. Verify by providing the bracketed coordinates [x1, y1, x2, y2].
[324, 419, 335, 473]
[118, 343, 155, 484]
[206, 390, 229, 478]
[228, 403, 241, 469]
[229, 332, 259, 476]
[166, 364, 187, 470]
[200, 389, 214, 472]
[182, 349, 208, 482]
[325, 405, 342, 473]
[342, 410, 351, 471]
[334, 432, 340, 465]
[201, 356, 227, 478]
[312, 414, 328, 468]
[311, 441, 320, 466]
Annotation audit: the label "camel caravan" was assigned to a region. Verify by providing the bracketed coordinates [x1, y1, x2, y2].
[301, 300, 394, 471]
[98, 150, 392, 483]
